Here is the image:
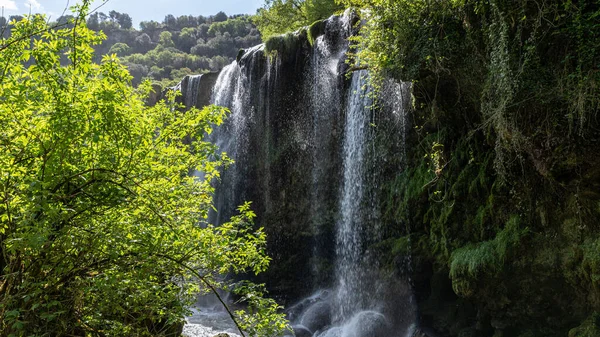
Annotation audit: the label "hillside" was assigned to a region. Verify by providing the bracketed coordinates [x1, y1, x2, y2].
[1, 10, 261, 87]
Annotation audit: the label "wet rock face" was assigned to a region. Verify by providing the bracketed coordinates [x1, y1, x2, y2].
[176, 73, 220, 109]
[211, 42, 318, 301]
[292, 325, 313, 337]
[205, 26, 342, 302]
[194, 73, 220, 109]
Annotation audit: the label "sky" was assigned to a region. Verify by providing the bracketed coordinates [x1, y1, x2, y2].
[0, 0, 264, 28]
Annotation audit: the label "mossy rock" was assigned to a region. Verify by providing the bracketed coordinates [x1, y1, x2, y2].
[569, 314, 600, 337]
[449, 216, 527, 293]
[264, 30, 308, 60]
[307, 19, 327, 45]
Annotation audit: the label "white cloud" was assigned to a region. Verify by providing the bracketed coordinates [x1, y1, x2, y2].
[0, 0, 18, 11]
[24, 0, 42, 12]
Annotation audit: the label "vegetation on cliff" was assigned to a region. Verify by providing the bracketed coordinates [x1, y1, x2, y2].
[0, 3, 288, 335]
[257, 0, 600, 335]
[335, 0, 600, 335]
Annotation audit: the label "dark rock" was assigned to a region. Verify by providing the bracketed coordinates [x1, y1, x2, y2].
[236, 49, 245, 63]
[194, 72, 219, 108]
[300, 301, 331, 332]
[293, 325, 313, 337]
[344, 311, 390, 337]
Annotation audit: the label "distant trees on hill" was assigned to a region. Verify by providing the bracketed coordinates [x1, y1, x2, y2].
[87, 11, 261, 86]
[0, 11, 261, 86]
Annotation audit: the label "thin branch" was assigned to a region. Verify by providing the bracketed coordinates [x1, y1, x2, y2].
[156, 254, 247, 337]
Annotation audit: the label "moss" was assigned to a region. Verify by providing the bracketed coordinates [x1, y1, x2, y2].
[391, 236, 411, 256]
[449, 216, 528, 296]
[569, 313, 600, 337]
[357, 2, 600, 333]
[307, 19, 327, 46]
[264, 30, 307, 60]
[580, 238, 600, 293]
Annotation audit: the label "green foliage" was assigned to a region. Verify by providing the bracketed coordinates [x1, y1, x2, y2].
[78, 11, 261, 85]
[108, 42, 131, 56]
[390, 235, 411, 256]
[343, 0, 600, 176]
[569, 312, 600, 337]
[159, 31, 175, 48]
[231, 282, 290, 336]
[569, 313, 600, 337]
[0, 6, 287, 336]
[449, 216, 528, 296]
[580, 237, 600, 291]
[209, 17, 252, 37]
[253, 0, 342, 39]
[349, 0, 600, 334]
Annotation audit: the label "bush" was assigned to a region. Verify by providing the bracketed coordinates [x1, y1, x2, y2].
[0, 7, 288, 335]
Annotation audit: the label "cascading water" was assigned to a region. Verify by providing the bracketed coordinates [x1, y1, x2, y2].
[185, 74, 204, 108]
[207, 47, 259, 226]
[178, 11, 416, 337]
[173, 74, 205, 109]
[334, 69, 372, 322]
[306, 18, 348, 284]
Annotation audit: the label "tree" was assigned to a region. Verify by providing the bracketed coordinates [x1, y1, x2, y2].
[176, 15, 198, 29]
[209, 17, 251, 37]
[164, 14, 177, 29]
[134, 32, 154, 52]
[98, 11, 108, 22]
[56, 14, 75, 26]
[8, 15, 23, 23]
[0, 4, 288, 336]
[177, 27, 198, 53]
[159, 30, 175, 48]
[139, 20, 162, 34]
[86, 12, 100, 30]
[107, 11, 133, 30]
[0, 17, 8, 38]
[213, 11, 228, 23]
[117, 13, 132, 29]
[253, 0, 342, 39]
[108, 42, 131, 56]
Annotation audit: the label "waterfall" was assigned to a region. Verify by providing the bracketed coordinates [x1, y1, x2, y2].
[177, 12, 416, 337]
[307, 17, 348, 285]
[172, 74, 204, 109]
[185, 74, 203, 108]
[334, 70, 372, 322]
[208, 46, 259, 226]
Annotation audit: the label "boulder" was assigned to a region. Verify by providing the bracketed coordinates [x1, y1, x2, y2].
[293, 325, 313, 337]
[300, 301, 332, 332]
